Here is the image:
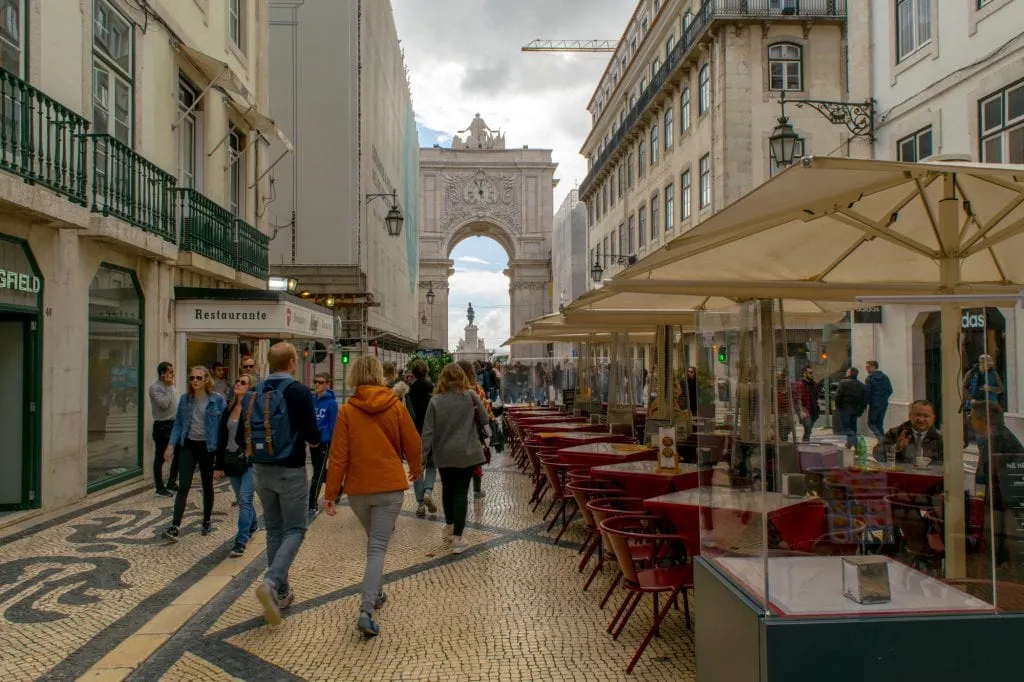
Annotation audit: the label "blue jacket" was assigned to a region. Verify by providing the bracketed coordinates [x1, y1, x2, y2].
[864, 370, 893, 411]
[314, 389, 339, 444]
[169, 391, 227, 452]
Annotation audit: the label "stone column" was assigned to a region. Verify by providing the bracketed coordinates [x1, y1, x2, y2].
[419, 259, 452, 350]
[508, 259, 551, 361]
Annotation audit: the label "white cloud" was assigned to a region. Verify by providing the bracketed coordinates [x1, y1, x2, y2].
[455, 255, 491, 265]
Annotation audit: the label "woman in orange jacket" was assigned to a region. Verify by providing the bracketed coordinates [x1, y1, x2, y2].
[324, 356, 422, 638]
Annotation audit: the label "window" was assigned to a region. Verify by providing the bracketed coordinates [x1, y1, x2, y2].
[618, 224, 625, 256]
[666, 35, 674, 59]
[228, 0, 244, 50]
[618, 164, 625, 196]
[88, 264, 143, 488]
[680, 88, 690, 133]
[638, 206, 647, 246]
[92, 0, 133, 145]
[642, 16, 649, 34]
[0, 0, 23, 76]
[588, 200, 594, 227]
[640, 78, 648, 95]
[177, 79, 199, 188]
[650, 125, 659, 165]
[897, 126, 934, 162]
[768, 43, 802, 91]
[651, 58, 661, 81]
[681, 170, 691, 220]
[596, 191, 602, 221]
[627, 153, 635, 189]
[664, 108, 674, 149]
[664, 183, 674, 232]
[590, 248, 595, 270]
[654, 0, 661, 12]
[228, 126, 245, 218]
[699, 64, 710, 114]
[628, 214, 636, 253]
[602, 179, 609, 213]
[610, 170, 616, 206]
[980, 80, 1024, 164]
[602, 236, 609, 257]
[650, 193, 660, 241]
[682, 10, 693, 33]
[896, 0, 931, 62]
[638, 139, 646, 177]
[699, 154, 711, 208]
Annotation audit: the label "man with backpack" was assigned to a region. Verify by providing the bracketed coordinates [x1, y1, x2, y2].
[238, 342, 320, 626]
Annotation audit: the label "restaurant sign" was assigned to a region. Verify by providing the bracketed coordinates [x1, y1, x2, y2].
[176, 301, 332, 339]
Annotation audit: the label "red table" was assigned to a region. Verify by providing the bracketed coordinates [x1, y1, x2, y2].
[532, 431, 629, 448]
[592, 460, 707, 498]
[643, 488, 827, 552]
[525, 422, 607, 434]
[517, 415, 587, 426]
[557, 442, 655, 468]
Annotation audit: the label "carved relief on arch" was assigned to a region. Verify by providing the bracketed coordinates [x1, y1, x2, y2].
[442, 216, 518, 262]
[440, 170, 522, 237]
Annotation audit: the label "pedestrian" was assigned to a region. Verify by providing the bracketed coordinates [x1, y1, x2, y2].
[239, 342, 321, 627]
[793, 367, 820, 442]
[211, 362, 230, 398]
[161, 366, 226, 541]
[309, 372, 338, 519]
[241, 355, 259, 380]
[864, 360, 893, 441]
[685, 366, 698, 415]
[408, 359, 438, 517]
[382, 361, 398, 388]
[458, 359, 492, 500]
[323, 356, 422, 637]
[421, 363, 490, 554]
[834, 367, 867, 449]
[149, 362, 179, 497]
[214, 373, 259, 557]
[971, 400, 1024, 572]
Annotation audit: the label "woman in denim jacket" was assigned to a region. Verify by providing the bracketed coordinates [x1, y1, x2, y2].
[162, 366, 226, 542]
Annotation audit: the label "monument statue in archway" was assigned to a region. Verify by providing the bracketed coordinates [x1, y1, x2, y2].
[453, 113, 506, 150]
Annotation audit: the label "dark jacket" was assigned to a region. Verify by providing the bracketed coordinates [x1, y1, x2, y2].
[408, 377, 434, 434]
[834, 377, 867, 416]
[974, 424, 1024, 512]
[864, 370, 893, 412]
[215, 404, 250, 472]
[875, 421, 943, 464]
[234, 373, 320, 468]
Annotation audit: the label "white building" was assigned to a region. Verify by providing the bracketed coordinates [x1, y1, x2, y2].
[0, 1, 309, 513]
[268, 0, 420, 374]
[551, 188, 587, 358]
[854, 0, 1024, 433]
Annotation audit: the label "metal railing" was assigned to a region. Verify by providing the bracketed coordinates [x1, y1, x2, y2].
[235, 218, 269, 280]
[579, 0, 847, 197]
[86, 133, 177, 242]
[177, 188, 237, 269]
[0, 67, 88, 204]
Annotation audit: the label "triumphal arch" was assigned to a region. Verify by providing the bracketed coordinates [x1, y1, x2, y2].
[418, 114, 556, 358]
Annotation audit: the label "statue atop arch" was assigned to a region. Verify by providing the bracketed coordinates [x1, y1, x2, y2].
[452, 113, 506, 150]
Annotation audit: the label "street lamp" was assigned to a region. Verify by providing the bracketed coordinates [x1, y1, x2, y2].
[769, 115, 802, 169]
[769, 90, 874, 169]
[590, 254, 637, 283]
[426, 284, 436, 305]
[591, 258, 604, 283]
[364, 190, 404, 237]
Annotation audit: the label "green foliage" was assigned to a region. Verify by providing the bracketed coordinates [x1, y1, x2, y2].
[408, 351, 453, 383]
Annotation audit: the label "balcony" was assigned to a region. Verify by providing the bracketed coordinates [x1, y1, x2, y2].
[579, 0, 847, 198]
[86, 133, 177, 242]
[235, 218, 269, 281]
[0, 67, 89, 205]
[177, 189, 269, 286]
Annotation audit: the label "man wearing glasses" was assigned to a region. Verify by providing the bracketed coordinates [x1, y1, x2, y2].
[309, 372, 338, 518]
[241, 356, 258, 378]
[149, 362, 179, 497]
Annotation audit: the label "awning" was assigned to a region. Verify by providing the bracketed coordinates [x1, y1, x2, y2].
[174, 289, 333, 341]
[175, 43, 251, 100]
[225, 90, 294, 152]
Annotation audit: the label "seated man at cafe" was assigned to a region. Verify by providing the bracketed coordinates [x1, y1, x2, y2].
[971, 400, 1024, 571]
[874, 399, 943, 464]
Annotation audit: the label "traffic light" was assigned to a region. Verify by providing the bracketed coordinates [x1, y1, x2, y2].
[717, 346, 728, 364]
[341, 351, 350, 365]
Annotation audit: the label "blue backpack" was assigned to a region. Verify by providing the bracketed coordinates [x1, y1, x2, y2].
[244, 377, 296, 464]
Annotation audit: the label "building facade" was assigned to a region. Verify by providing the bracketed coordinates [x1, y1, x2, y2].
[0, 0, 283, 513]
[268, 0, 420, 375]
[551, 188, 587, 358]
[852, 0, 1024, 433]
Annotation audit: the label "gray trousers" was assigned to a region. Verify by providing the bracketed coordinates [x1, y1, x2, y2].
[348, 490, 404, 615]
[254, 464, 308, 596]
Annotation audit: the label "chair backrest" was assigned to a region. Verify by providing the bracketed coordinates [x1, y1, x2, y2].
[540, 457, 571, 497]
[566, 480, 623, 527]
[599, 514, 685, 584]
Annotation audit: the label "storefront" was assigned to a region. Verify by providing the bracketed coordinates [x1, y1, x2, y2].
[173, 288, 334, 390]
[0, 235, 42, 511]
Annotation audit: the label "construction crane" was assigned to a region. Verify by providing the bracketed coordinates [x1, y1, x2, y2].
[521, 40, 618, 53]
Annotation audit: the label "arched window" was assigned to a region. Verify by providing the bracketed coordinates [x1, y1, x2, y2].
[768, 42, 802, 91]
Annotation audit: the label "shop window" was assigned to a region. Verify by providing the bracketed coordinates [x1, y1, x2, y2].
[92, 0, 132, 145]
[87, 264, 143, 489]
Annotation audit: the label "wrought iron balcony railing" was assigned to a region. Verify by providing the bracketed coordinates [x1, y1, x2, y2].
[177, 188, 237, 269]
[235, 218, 269, 281]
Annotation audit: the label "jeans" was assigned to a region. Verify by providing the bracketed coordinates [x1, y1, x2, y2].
[347, 491, 404, 615]
[801, 416, 816, 442]
[839, 410, 860, 447]
[152, 420, 178, 490]
[254, 464, 308, 596]
[172, 439, 214, 527]
[867, 407, 887, 441]
[308, 442, 329, 512]
[229, 468, 257, 546]
[413, 455, 437, 504]
[439, 466, 475, 535]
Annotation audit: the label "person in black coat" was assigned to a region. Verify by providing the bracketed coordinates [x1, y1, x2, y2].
[834, 367, 867, 449]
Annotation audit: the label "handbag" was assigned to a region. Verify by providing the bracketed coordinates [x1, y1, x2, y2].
[222, 447, 248, 477]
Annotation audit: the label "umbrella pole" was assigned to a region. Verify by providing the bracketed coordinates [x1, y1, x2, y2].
[941, 302, 966, 578]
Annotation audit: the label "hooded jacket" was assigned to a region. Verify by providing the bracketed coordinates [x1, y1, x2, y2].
[314, 388, 339, 444]
[422, 389, 490, 470]
[325, 384, 422, 498]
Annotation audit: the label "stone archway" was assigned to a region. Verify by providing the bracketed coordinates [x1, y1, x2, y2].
[418, 117, 556, 358]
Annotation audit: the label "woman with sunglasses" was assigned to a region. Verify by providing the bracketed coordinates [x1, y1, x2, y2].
[162, 366, 226, 542]
[214, 374, 259, 556]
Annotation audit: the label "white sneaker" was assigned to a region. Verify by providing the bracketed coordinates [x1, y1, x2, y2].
[451, 535, 468, 554]
[423, 493, 438, 514]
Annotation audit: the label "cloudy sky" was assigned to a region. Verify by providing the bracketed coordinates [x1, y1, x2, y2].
[392, 0, 633, 350]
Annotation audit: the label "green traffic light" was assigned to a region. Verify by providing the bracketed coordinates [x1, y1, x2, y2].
[717, 348, 727, 364]
[341, 351, 350, 365]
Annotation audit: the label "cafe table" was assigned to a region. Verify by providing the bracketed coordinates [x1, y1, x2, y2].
[591, 460, 709, 498]
[524, 422, 607, 434]
[532, 431, 630, 448]
[556, 442, 655, 468]
[517, 415, 587, 426]
[643, 488, 826, 552]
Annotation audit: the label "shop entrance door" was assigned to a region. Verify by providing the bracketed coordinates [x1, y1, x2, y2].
[0, 315, 35, 510]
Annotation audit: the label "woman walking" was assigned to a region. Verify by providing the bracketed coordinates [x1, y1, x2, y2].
[162, 366, 226, 542]
[324, 356, 422, 637]
[458, 360, 492, 500]
[214, 374, 259, 557]
[421, 363, 490, 554]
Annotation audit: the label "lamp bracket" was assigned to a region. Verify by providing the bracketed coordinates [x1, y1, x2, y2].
[789, 97, 875, 139]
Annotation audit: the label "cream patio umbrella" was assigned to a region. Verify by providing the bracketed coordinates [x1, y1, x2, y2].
[609, 155, 1024, 575]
